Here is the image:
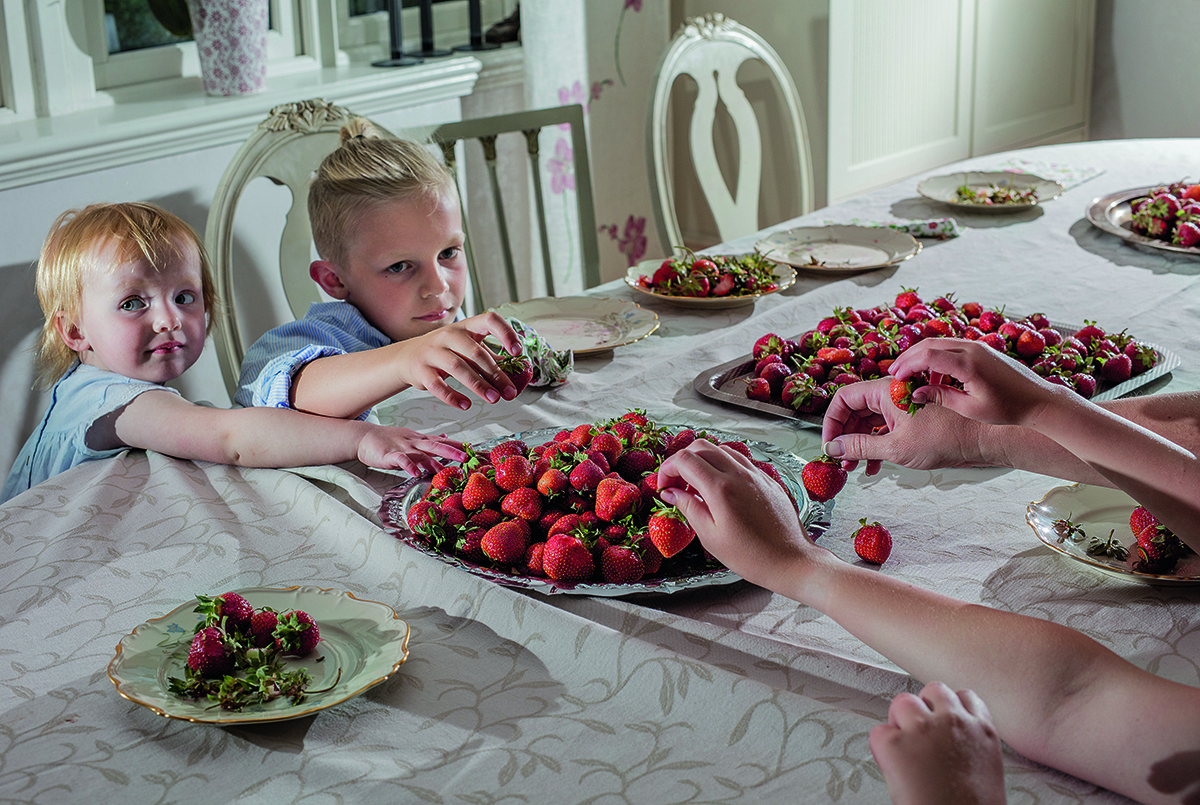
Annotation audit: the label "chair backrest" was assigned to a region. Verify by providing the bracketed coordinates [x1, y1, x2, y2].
[646, 13, 814, 251]
[205, 99, 601, 402]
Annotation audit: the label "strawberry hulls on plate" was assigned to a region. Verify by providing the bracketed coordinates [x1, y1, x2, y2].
[403, 414, 800, 586]
[746, 289, 1161, 415]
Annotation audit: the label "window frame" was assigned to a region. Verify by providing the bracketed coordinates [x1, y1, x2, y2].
[336, 0, 516, 62]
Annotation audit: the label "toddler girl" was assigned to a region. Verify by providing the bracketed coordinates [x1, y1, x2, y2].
[2, 202, 468, 503]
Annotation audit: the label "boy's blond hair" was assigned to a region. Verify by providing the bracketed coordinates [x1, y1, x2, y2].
[35, 202, 217, 387]
[308, 117, 456, 267]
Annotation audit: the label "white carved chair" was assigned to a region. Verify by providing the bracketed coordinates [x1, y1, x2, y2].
[646, 13, 815, 251]
[205, 99, 601, 401]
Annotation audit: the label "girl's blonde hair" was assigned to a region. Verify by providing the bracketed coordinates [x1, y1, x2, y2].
[35, 202, 217, 387]
[308, 117, 457, 267]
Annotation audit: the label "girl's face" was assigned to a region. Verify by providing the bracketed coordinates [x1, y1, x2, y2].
[320, 192, 467, 343]
[61, 236, 207, 384]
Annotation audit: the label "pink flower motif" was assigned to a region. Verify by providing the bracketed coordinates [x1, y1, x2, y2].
[625, 0, 643, 10]
[590, 78, 614, 102]
[548, 139, 575, 195]
[605, 215, 646, 266]
[558, 81, 589, 129]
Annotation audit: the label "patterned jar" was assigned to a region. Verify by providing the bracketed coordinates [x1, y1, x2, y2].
[187, 0, 268, 96]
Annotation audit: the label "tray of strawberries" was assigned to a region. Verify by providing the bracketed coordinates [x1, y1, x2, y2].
[379, 414, 831, 595]
[693, 289, 1180, 428]
[1087, 180, 1200, 257]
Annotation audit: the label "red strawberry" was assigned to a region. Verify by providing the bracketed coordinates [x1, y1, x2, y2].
[664, 429, 697, 457]
[1174, 221, 1200, 247]
[481, 520, 531, 564]
[1072, 372, 1097, 399]
[890, 373, 928, 414]
[745, 377, 773, 402]
[548, 512, 582, 537]
[800, 455, 847, 503]
[430, 464, 463, 491]
[568, 424, 594, 448]
[457, 527, 488, 563]
[501, 487, 543, 521]
[619, 409, 650, 427]
[276, 610, 320, 656]
[187, 626, 233, 677]
[522, 542, 547, 577]
[1015, 329, 1046, 359]
[497, 352, 534, 393]
[711, 272, 736, 297]
[542, 533, 595, 581]
[647, 504, 695, 558]
[406, 499, 436, 533]
[537, 467, 570, 497]
[894, 288, 922, 310]
[468, 507, 503, 530]
[495, 455, 535, 491]
[1129, 505, 1158, 537]
[488, 439, 528, 466]
[977, 310, 1005, 333]
[1100, 353, 1132, 385]
[249, 609, 278, 648]
[1133, 522, 1182, 573]
[215, 592, 254, 631]
[852, 519, 892, 565]
[615, 448, 656, 482]
[569, 458, 606, 492]
[462, 472, 500, 510]
[590, 431, 624, 466]
[600, 544, 646, 583]
[753, 333, 787, 359]
[595, 477, 640, 521]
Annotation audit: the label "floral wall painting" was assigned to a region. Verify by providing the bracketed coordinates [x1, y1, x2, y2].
[523, 0, 669, 289]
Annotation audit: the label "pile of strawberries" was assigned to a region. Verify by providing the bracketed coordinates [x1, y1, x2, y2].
[638, 250, 780, 298]
[401, 413, 799, 586]
[744, 288, 1161, 416]
[168, 592, 323, 711]
[1130, 181, 1200, 248]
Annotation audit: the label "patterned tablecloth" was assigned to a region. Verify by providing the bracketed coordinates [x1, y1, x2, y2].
[3, 139, 1199, 804]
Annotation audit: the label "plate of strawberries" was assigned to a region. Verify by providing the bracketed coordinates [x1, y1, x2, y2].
[693, 288, 1180, 428]
[379, 414, 831, 595]
[1087, 181, 1200, 256]
[626, 251, 797, 309]
[1026, 485, 1199, 584]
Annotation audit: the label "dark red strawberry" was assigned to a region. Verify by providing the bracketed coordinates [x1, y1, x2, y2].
[852, 519, 892, 565]
[745, 376, 773, 402]
[249, 609, 278, 648]
[187, 626, 233, 676]
[488, 439, 528, 466]
[569, 458, 606, 492]
[615, 448, 656, 482]
[497, 352, 534, 393]
[1100, 353, 1132, 385]
[1015, 329, 1046, 359]
[458, 527, 488, 563]
[600, 544, 646, 583]
[522, 542, 547, 577]
[276, 610, 320, 656]
[800, 455, 847, 503]
[430, 464, 463, 492]
[501, 487, 543, 522]
[1173, 221, 1200, 247]
[589, 431, 623, 466]
[542, 533, 595, 581]
[481, 519, 531, 564]
[894, 288, 922, 310]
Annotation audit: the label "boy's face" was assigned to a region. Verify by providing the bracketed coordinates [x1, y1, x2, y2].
[63, 236, 207, 384]
[324, 192, 467, 342]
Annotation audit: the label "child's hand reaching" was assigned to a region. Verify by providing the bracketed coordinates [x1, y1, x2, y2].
[889, 338, 1064, 428]
[656, 441, 826, 597]
[356, 426, 467, 477]
[393, 312, 525, 411]
[870, 682, 1006, 805]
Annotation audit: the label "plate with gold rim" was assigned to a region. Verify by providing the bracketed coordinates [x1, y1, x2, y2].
[755, 225, 921, 274]
[1026, 484, 1200, 584]
[918, 170, 1064, 212]
[491, 296, 659, 355]
[107, 586, 411, 723]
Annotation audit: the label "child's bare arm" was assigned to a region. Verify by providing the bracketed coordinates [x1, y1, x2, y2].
[656, 441, 1200, 805]
[290, 313, 524, 418]
[105, 390, 465, 476]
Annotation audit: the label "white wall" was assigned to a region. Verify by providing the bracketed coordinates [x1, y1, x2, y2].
[1089, 0, 1200, 139]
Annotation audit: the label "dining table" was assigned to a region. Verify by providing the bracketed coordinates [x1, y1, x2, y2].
[3, 137, 1199, 805]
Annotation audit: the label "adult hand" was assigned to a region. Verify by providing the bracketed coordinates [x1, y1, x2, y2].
[869, 682, 1006, 805]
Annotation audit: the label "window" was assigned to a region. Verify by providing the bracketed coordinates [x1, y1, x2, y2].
[337, 0, 515, 62]
[88, 0, 313, 90]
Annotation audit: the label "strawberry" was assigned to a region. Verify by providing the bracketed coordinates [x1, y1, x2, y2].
[711, 272, 736, 296]
[721, 440, 753, 459]
[615, 448, 656, 482]
[462, 472, 501, 510]
[648, 504, 695, 558]
[249, 609, 278, 648]
[800, 455, 847, 503]
[745, 376, 773, 402]
[497, 352, 534, 393]
[635, 533, 664, 574]
[276, 610, 320, 656]
[600, 544, 646, 583]
[495, 455, 535, 491]
[481, 519, 531, 564]
[1129, 505, 1158, 537]
[890, 373, 928, 414]
[569, 458, 606, 492]
[753, 333, 787, 359]
[1015, 329, 1046, 359]
[664, 429, 697, 457]
[759, 361, 792, 396]
[537, 467, 570, 497]
[187, 626, 234, 677]
[488, 439, 528, 466]
[430, 464, 463, 492]
[1100, 352, 1132, 385]
[589, 431, 623, 466]
[852, 519, 892, 565]
[548, 512, 582, 537]
[195, 592, 253, 632]
[894, 288, 922, 310]
[1124, 341, 1159, 374]
[977, 310, 1005, 333]
[595, 477, 640, 521]
[468, 507, 503, 530]
[568, 423, 594, 448]
[542, 533, 595, 581]
[1173, 221, 1200, 247]
[1072, 372, 1097, 399]
[619, 409, 650, 428]
[457, 527, 488, 564]
[522, 542, 547, 577]
[406, 499, 436, 533]
[1133, 522, 1182, 573]
[501, 487, 543, 521]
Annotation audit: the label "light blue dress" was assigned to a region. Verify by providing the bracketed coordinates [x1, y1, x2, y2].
[1, 363, 180, 504]
[235, 301, 386, 418]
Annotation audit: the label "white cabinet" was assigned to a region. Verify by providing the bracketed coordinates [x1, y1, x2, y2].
[827, 0, 1094, 204]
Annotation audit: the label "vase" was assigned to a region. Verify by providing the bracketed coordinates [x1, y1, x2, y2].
[187, 0, 268, 96]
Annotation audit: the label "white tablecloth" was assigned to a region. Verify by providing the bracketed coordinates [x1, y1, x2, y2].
[3, 139, 1198, 804]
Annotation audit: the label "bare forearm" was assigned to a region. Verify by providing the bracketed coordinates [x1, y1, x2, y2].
[291, 348, 410, 419]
